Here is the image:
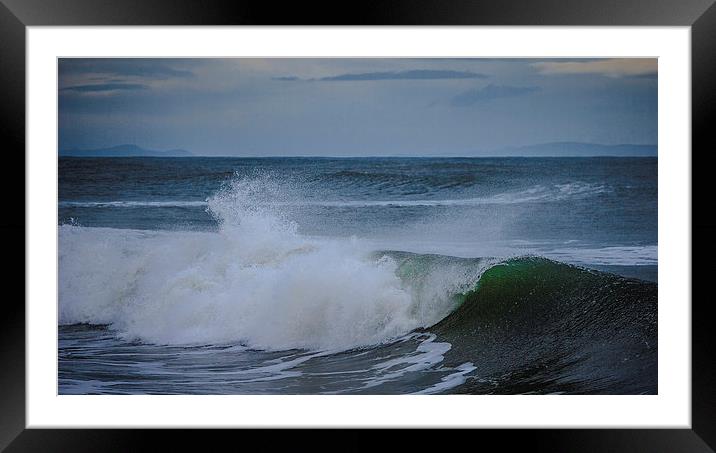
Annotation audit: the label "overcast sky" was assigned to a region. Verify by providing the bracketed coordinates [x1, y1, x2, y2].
[58, 58, 657, 156]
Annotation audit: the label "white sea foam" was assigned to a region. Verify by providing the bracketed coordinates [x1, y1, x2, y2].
[58, 176, 475, 350]
[413, 362, 477, 395]
[360, 333, 452, 390]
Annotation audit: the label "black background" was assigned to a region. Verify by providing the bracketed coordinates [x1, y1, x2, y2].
[2, 0, 713, 450]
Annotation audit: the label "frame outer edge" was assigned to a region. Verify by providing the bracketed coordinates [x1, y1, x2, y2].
[0, 0, 715, 25]
[0, 0, 27, 451]
[692, 1, 716, 450]
[4, 0, 715, 450]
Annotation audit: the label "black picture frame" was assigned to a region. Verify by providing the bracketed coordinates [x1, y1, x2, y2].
[3, 0, 713, 450]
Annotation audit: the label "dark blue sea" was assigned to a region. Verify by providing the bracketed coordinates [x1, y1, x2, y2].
[58, 156, 657, 394]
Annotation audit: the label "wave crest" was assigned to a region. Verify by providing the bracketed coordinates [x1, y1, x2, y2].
[59, 174, 478, 350]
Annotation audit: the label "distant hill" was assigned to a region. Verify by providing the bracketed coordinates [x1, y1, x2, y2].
[59, 144, 193, 157]
[494, 142, 657, 157]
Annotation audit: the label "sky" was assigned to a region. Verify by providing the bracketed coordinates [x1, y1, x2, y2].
[58, 58, 657, 156]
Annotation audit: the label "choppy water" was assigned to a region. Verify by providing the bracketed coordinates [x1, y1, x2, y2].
[58, 156, 657, 394]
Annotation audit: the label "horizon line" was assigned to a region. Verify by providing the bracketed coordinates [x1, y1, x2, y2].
[59, 142, 658, 159]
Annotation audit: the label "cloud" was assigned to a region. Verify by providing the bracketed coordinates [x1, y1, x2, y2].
[59, 59, 195, 80]
[451, 84, 540, 106]
[531, 59, 657, 78]
[60, 83, 149, 93]
[272, 76, 300, 81]
[275, 69, 488, 81]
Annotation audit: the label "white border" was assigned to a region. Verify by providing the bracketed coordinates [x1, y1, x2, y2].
[27, 27, 691, 428]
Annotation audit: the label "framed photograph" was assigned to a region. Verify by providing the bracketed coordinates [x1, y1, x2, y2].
[6, 0, 713, 449]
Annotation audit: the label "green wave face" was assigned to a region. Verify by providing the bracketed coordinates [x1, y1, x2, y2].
[384, 253, 657, 394]
[441, 257, 656, 328]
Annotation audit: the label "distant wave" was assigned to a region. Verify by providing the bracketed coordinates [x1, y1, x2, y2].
[544, 245, 657, 266]
[59, 182, 610, 209]
[59, 200, 209, 208]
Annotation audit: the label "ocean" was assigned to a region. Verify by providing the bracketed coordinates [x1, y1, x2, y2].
[58, 156, 657, 394]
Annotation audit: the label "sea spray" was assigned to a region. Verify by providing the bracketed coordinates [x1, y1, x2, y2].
[59, 174, 474, 350]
